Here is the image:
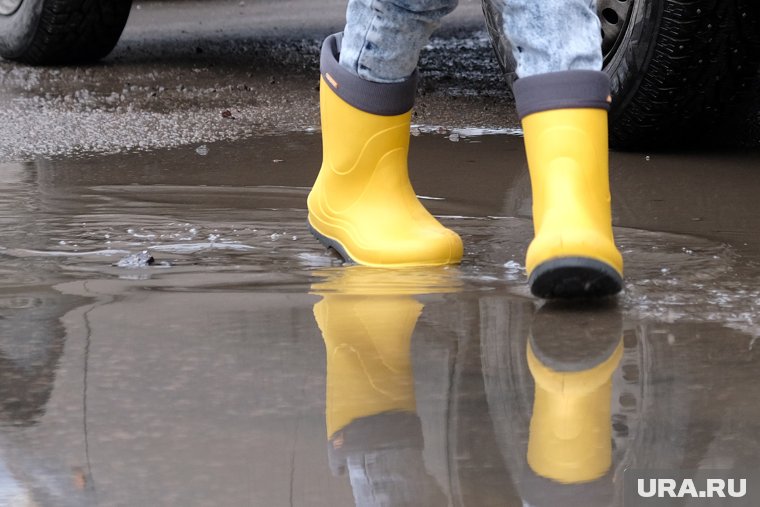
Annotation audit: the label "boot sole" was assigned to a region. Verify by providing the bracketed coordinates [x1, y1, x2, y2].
[307, 222, 355, 264]
[529, 257, 623, 299]
[307, 220, 461, 267]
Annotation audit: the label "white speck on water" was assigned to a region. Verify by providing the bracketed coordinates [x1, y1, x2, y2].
[132, 232, 156, 239]
[645, 155, 651, 161]
[59, 240, 67, 245]
[292, 236, 298, 240]
[195, 144, 209, 156]
[503, 260, 525, 272]
[270, 233, 281, 241]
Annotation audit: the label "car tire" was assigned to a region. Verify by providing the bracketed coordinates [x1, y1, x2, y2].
[0, 0, 133, 65]
[483, 0, 760, 149]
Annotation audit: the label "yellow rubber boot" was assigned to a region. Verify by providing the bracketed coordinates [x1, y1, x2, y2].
[525, 301, 623, 484]
[307, 34, 463, 267]
[514, 71, 623, 298]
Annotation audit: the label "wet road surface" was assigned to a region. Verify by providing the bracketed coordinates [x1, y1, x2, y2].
[1, 2, 760, 506]
[0, 0, 507, 161]
[0, 132, 759, 506]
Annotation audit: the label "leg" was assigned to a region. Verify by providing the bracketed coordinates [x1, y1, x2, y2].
[502, 0, 602, 77]
[502, 1, 623, 298]
[341, 0, 459, 82]
[307, 1, 463, 267]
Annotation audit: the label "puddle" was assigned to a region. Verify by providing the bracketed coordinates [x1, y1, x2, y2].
[0, 131, 758, 506]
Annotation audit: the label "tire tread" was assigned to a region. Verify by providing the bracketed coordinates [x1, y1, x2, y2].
[609, 0, 760, 148]
[13, 0, 132, 65]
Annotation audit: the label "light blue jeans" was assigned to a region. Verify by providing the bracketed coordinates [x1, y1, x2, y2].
[340, 0, 602, 83]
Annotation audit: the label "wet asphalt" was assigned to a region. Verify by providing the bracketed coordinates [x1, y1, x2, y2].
[1, 1, 760, 506]
[0, 0, 509, 161]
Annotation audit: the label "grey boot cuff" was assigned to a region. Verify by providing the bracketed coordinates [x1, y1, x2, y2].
[321, 33, 418, 116]
[513, 70, 611, 120]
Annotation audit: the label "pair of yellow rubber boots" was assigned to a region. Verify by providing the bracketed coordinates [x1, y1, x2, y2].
[308, 34, 623, 298]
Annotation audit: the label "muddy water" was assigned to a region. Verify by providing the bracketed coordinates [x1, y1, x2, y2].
[0, 132, 758, 506]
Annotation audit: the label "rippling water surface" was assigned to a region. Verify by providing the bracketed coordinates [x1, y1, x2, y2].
[0, 132, 758, 506]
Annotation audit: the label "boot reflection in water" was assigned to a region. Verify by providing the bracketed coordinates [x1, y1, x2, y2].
[523, 301, 623, 506]
[311, 267, 453, 507]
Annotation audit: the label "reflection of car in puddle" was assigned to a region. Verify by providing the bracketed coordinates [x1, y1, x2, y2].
[0, 289, 93, 506]
[0, 291, 69, 427]
[481, 147, 760, 339]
